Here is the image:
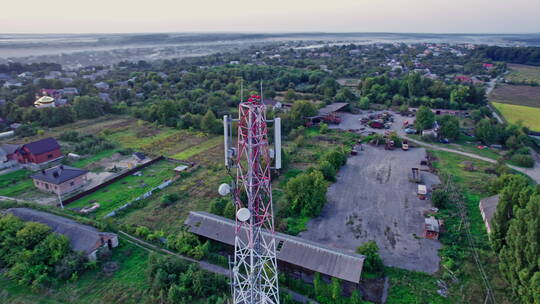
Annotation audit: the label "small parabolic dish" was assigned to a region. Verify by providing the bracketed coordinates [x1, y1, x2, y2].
[236, 208, 251, 222]
[218, 183, 231, 196]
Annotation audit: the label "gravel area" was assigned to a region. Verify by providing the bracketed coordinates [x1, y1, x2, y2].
[299, 143, 442, 273]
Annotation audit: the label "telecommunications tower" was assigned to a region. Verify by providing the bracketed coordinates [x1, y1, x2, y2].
[222, 92, 281, 304]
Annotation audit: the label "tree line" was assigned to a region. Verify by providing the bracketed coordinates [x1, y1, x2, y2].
[489, 174, 540, 303]
[474, 46, 540, 66]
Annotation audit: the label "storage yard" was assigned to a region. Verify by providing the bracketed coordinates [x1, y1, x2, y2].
[300, 144, 441, 273]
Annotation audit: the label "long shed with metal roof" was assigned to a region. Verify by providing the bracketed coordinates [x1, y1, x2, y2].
[184, 211, 365, 283]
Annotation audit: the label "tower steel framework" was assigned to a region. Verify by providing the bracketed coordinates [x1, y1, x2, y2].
[224, 94, 280, 304]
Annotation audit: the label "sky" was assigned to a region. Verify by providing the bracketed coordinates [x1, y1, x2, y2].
[2, 0, 539, 34]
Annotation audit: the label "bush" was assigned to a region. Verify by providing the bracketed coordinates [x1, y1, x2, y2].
[316, 160, 337, 181]
[285, 170, 327, 217]
[319, 123, 329, 134]
[510, 154, 534, 168]
[431, 189, 449, 208]
[161, 193, 180, 207]
[356, 241, 384, 275]
[14, 124, 37, 138]
[321, 147, 347, 170]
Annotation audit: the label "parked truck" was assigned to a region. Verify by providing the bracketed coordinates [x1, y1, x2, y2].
[402, 140, 409, 151]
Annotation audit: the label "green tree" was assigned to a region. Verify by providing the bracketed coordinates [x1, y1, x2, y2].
[335, 88, 355, 103]
[438, 115, 460, 140]
[73, 96, 106, 119]
[449, 85, 470, 108]
[317, 160, 337, 181]
[209, 198, 228, 216]
[491, 174, 531, 251]
[475, 118, 497, 145]
[414, 106, 435, 131]
[321, 147, 347, 170]
[223, 201, 236, 219]
[290, 100, 317, 125]
[499, 194, 540, 303]
[284, 89, 297, 102]
[201, 110, 221, 134]
[285, 170, 327, 217]
[358, 96, 370, 110]
[356, 241, 383, 274]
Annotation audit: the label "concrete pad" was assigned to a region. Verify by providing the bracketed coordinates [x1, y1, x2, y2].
[299, 145, 442, 273]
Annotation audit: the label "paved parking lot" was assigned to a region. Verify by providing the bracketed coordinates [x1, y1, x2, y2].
[300, 113, 442, 273]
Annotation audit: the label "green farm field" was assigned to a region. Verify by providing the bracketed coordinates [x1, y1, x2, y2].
[492, 102, 540, 131]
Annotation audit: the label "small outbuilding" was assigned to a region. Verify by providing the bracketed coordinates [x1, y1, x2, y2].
[417, 184, 427, 200]
[31, 165, 88, 195]
[479, 194, 500, 234]
[424, 216, 440, 240]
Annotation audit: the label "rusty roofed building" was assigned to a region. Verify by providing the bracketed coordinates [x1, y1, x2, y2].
[31, 165, 88, 195]
[185, 211, 365, 285]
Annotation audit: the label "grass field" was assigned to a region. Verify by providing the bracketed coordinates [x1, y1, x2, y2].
[430, 151, 513, 304]
[492, 102, 540, 131]
[408, 132, 503, 161]
[489, 84, 540, 109]
[0, 169, 34, 197]
[0, 241, 152, 304]
[67, 160, 176, 218]
[506, 63, 540, 83]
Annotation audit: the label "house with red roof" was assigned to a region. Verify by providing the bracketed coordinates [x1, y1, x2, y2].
[14, 137, 62, 165]
[455, 75, 473, 83]
[483, 63, 495, 69]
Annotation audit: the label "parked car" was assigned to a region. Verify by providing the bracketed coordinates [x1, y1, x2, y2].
[440, 138, 450, 144]
[404, 128, 417, 134]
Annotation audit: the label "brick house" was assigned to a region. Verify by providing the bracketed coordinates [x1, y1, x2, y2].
[31, 165, 88, 195]
[15, 137, 62, 164]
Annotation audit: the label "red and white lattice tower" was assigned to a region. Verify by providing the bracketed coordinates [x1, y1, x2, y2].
[223, 94, 280, 304]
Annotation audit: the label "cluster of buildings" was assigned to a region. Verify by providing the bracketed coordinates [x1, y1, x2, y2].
[34, 88, 80, 108]
[1, 137, 88, 195]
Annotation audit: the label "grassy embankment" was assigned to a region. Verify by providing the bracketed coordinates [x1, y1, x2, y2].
[429, 150, 513, 304]
[0, 241, 151, 304]
[407, 133, 502, 160]
[383, 150, 515, 303]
